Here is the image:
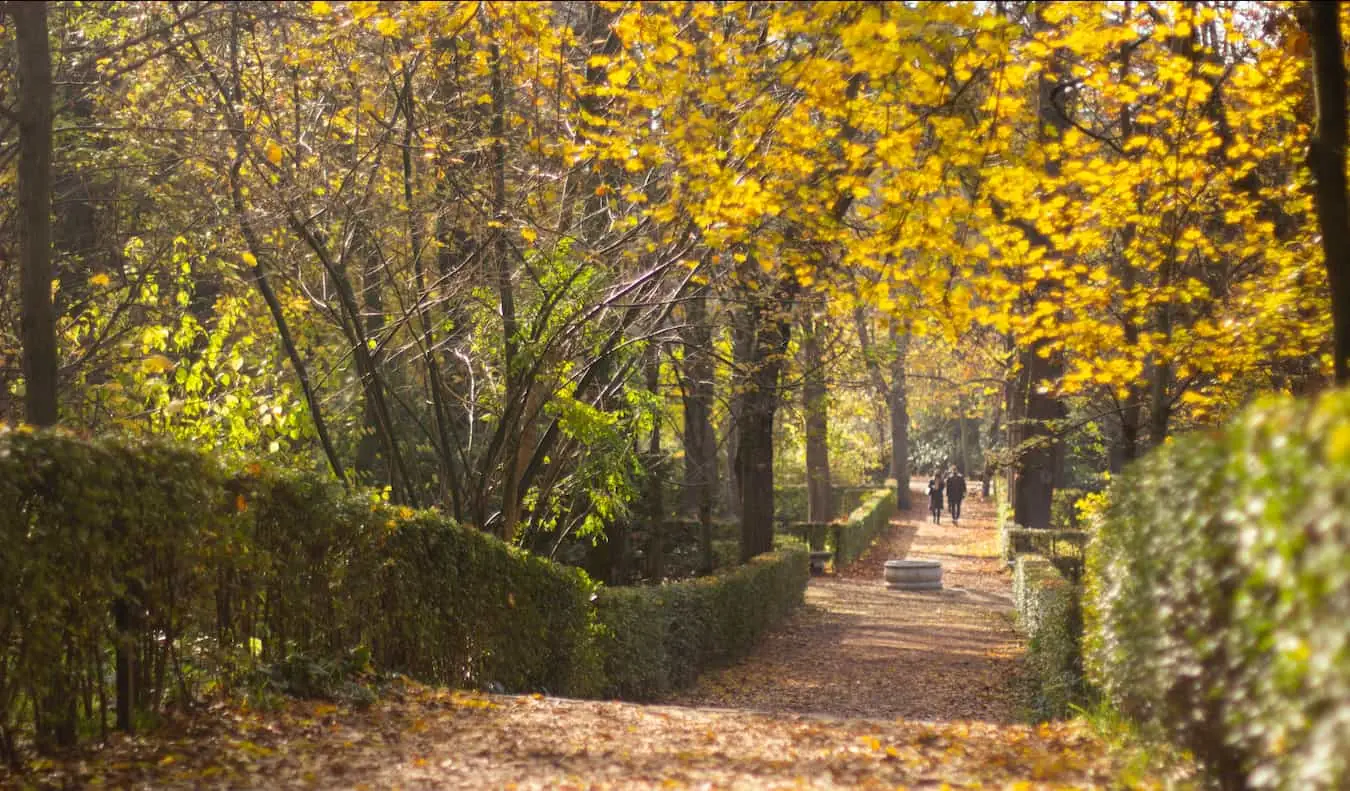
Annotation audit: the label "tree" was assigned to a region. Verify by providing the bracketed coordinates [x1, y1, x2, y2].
[13, 1, 57, 427]
[1307, 1, 1350, 385]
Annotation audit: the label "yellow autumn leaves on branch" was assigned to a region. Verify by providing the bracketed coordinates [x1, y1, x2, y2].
[580, 0, 1329, 426]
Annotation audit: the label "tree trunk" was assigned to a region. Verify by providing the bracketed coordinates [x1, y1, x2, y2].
[15, 1, 58, 427]
[1308, 2, 1350, 384]
[680, 289, 718, 573]
[801, 309, 831, 522]
[886, 321, 911, 508]
[488, 38, 524, 539]
[1012, 345, 1062, 530]
[982, 391, 1001, 498]
[735, 276, 796, 561]
[645, 340, 665, 581]
[1010, 11, 1069, 528]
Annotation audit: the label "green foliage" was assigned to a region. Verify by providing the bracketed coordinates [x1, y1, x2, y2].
[0, 429, 598, 758]
[1086, 389, 1350, 791]
[1013, 555, 1088, 722]
[592, 546, 810, 700]
[831, 486, 897, 568]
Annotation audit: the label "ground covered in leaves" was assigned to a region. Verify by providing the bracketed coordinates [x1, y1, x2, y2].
[670, 482, 1021, 722]
[3, 484, 1151, 789]
[6, 686, 1129, 790]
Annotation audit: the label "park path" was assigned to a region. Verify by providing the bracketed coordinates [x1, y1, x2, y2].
[668, 478, 1023, 722]
[8, 482, 1137, 789]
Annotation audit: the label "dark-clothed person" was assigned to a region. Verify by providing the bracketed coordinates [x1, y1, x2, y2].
[927, 476, 944, 524]
[946, 470, 967, 523]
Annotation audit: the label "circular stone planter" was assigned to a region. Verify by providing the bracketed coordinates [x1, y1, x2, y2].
[884, 559, 943, 591]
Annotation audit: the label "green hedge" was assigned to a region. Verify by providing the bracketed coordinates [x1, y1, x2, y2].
[1086, 390, 1350, 791]
[0, 429, 596, 757]
[1000, 526, 1089, 566]
[831, 487, 897, 568]
[1013, 554, 1087, 721]
[0, 429, 814, 759]
[773, 484, 881, 523]
[593, 545, 809, 700]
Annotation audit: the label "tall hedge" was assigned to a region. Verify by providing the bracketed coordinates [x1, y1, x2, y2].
[832, 487, 897, 567]
[0, 429, 813, 760]
[0, 429, 596, 757]
[1013, 554, 1086, 721]
[1086, 390, 1350, 790]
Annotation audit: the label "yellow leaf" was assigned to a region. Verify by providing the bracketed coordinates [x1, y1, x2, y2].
[521, 227, 538, 244]
[374, 16, 399, 37]
[312, 0, 332, 14]
[90, 273, 111, 287]
[241, 251, 258, 267]
[142, 354, 175, 374]
[265, 141, 283, 165]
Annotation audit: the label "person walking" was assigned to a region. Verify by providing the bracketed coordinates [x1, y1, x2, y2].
[946, 467, 967, 524]
[927, 473, 945, 524]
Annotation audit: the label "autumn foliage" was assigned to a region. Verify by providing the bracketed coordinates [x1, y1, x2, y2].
[1087, 388, 1350, 790]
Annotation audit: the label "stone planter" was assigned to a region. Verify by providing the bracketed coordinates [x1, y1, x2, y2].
[884, 559, 943, 591]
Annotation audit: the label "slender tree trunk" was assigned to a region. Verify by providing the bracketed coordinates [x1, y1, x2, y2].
[401, 63, 463, 514]
[801, 309, 831, 522]
[735, 275, 796, 561]
[886, 321, 911, 508]
[1308, 2, 1350, 384]
[680, 289, 718, 572]
[488, 38, 524, 539]
[726, 300, 755, 520]
[1010, 13, 1068, 528]
[645, 340, 664, 580]
[15, 2, 58, 427]
[982, 392, 1001, 498]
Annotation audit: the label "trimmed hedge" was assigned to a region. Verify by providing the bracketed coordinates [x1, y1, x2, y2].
[773, 484, 882, 523]
[1013, 554, 1086, 721]
[1086, 389, 1350, 791]
[592, 544, 809, 699]
[0, 429, 597, 756]
[0, 429, 811, 758]
[831, 487, 897, 568]
[1000, 526, 1089, 566]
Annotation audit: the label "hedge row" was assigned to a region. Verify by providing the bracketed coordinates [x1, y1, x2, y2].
[0, 429, 811, 757]
[1086, 389, 1350, 791]
[831, 487, 897, 568]
[1000, 526, 1089, 566]
[1013, 554, 1086, 721]
[773, 484, 882, 523]
[0, 429, 597, 755]
[592, 542, 809, 699]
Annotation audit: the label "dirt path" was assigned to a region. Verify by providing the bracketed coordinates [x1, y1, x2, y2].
[668, 480, 1023, 723]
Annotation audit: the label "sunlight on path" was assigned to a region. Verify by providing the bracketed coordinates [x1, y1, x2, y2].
[668, 480, 1023, 723]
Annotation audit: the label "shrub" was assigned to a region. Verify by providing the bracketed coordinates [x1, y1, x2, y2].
[1000, 526, 1089, 566]
[1086, 389, 1350, 791]
[831, 487, 897, 567]
[592, 545, 809, 699]
[1013, 554, 1087, 721]
[0, 429, 597, 758]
